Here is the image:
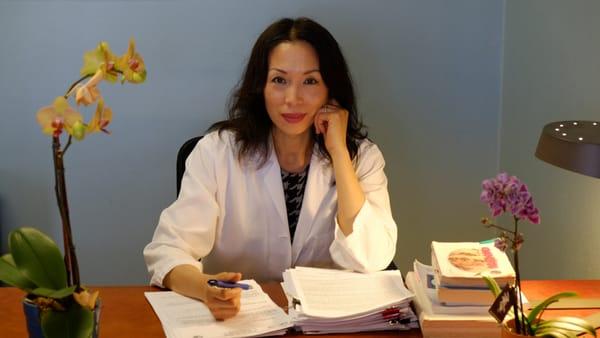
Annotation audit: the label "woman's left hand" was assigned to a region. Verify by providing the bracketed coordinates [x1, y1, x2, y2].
[314, 100, 349, 157]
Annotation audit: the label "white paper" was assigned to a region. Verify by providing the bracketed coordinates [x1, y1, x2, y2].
[145, 280, 292, 338]
[287, 267, 414, 318]
[281, 267, 418, 334]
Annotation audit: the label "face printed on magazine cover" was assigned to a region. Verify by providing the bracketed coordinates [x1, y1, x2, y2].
[447, 248, 488, 273]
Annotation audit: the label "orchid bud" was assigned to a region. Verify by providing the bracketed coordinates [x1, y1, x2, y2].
[71, 120, 86, 140]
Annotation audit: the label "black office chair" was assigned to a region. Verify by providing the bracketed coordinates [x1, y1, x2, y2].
[385, 261, 398, 271]
[176, 136, 203, 197]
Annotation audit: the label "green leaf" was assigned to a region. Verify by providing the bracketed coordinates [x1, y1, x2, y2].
[41, 303, 94, 338]
[482, 275, 502, 297]
[527, 291, 577, 324]
[536, 317, 597, 336]
[534, 327, 576, 338]
[2, 253, 16, 266]
[32, 286, 77, 299]
[0, 254, 37, 291]
[9, 228, 67, 290]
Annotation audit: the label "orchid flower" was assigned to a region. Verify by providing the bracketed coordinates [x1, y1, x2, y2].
[116, 38, 147, 84]
[36, 97, 84, 138]
[75, 69, 104, 106]
[80, 41, 119, 83]
[87, 98, 113, 134]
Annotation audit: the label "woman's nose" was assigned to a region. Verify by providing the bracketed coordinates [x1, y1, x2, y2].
[285, 85, 302, 105]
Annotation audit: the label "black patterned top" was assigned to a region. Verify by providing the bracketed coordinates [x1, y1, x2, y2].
[281, 165, 309, 243]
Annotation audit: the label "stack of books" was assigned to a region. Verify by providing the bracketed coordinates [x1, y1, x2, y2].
[281, 266, 418, 334]
[432, 241, 515, 307]
[406, 241, 518, 338]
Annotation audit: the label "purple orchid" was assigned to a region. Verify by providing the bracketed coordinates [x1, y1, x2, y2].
[480, 173, 540, 224]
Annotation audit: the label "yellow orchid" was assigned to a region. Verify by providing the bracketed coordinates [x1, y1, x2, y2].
[75, 69, 104, 106]
[117, 38, 147, 84]
[80, 41, 119, 83]
[87, 98, 113, 134]
[14, 39, 146, 338]
[36, 97, 83, 138]
[73, 289, 100, 311]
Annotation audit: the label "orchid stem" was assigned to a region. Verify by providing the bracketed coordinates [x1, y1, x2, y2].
[64, 74, 91, 99]
[62, 135, 73, 154]
[52, 137, 81, 289]
[485, 223, 513, 233]
[513, 216, 527, 335]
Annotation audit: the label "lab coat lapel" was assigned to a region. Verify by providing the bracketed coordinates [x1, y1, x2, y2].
[291, 147, 334, 264]
[258, 143, 288, 237]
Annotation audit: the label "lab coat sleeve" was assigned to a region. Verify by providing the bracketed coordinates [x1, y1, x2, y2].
[143, 134, 221, 287]
[329, 141, 398, 272]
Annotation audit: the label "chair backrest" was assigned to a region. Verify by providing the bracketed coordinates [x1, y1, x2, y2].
[176, 136, 203, 196]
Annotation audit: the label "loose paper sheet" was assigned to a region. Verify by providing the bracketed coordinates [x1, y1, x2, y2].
[145, 280, 292, 338]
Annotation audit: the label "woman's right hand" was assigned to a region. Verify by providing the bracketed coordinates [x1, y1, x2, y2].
[163, 265, 243, 320]
[201, 272, 243, 320]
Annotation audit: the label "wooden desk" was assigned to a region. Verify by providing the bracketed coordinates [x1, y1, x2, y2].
[0, 281, 598, 337]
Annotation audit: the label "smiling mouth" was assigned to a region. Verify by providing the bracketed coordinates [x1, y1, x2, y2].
[281, 113, 306, 123]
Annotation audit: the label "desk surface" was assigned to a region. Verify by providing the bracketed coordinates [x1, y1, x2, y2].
[1, 280, 599, 337]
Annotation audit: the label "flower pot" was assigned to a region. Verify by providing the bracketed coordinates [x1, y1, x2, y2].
[501, 319, 530, 338]
[23, 298, 101, 338]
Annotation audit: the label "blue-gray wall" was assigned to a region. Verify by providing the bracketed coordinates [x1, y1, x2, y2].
[501, 0, 600, 279]
[3, 0, 589, 285]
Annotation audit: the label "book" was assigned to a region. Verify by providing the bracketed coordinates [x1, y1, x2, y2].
[413, 260, 491, 315]
[431, 241, 515, 288]
[406, 271, 501, 338]
[437, 285, 496, 305]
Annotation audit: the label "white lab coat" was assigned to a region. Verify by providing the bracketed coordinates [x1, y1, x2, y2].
[144, 130, 397, 285]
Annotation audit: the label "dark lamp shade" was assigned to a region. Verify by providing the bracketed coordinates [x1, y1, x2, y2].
[535, 120, 600, 178]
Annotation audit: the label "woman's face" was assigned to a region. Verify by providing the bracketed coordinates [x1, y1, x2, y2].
[264, 40, 329, 139]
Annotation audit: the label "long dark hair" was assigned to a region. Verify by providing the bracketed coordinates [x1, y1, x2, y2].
[210, 17, 367, 165]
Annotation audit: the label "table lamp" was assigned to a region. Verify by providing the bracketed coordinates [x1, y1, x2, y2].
[535, 120, 600, 178]
[533, 120, 600, 312]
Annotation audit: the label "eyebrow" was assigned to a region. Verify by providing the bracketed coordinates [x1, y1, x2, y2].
[269, 68, 320, 75]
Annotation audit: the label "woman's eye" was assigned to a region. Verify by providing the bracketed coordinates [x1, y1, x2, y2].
[271, 76, 286, 84]
[304, 78, 318, 85]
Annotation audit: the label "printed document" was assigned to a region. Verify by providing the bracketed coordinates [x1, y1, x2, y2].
[145, 280, 292, 338]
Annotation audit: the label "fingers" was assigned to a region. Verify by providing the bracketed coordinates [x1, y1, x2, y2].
[315, 103, 338, 135]
[314, 110, 328, 135]
[205, 283, 242, 320]
[206, 293, 241, 320]
[204, 271, 243, 320]
[214, 271, 242, 283]
[209, 285, 242, 301]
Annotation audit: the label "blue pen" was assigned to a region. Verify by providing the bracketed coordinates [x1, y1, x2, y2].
[207, 279, 251, 290]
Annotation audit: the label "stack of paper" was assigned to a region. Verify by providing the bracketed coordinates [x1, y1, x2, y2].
[281, 267, 418, 334]
[145, 280, 293, 338]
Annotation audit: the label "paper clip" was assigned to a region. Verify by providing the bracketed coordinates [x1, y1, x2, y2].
[381, 307, 400, 320]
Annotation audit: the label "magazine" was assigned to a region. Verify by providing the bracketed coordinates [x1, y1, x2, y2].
[431, 241, 515, 288]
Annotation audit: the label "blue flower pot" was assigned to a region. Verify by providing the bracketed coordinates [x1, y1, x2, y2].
[22, 298, 101, 338]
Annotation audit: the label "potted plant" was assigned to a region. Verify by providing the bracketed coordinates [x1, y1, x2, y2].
[480, 172, 596, 338]
[0, 38, 146, 338]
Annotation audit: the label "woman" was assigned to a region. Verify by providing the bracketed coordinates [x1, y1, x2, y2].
[144, 17, 397, 320]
